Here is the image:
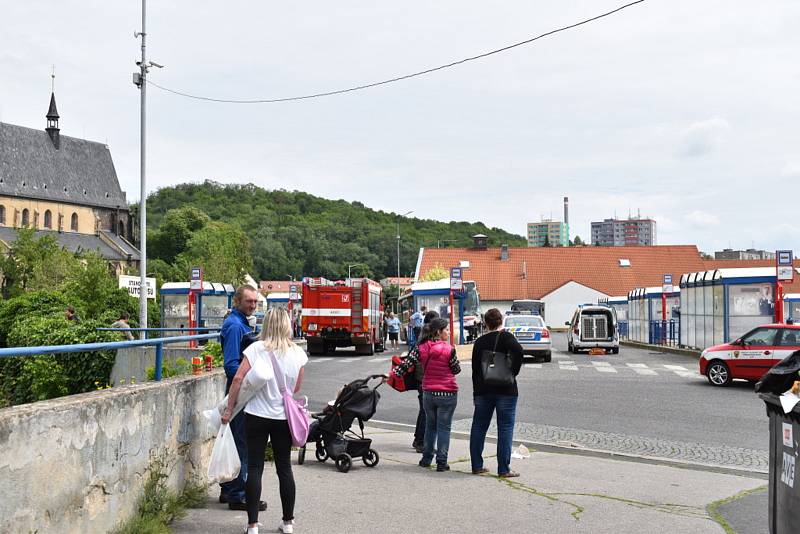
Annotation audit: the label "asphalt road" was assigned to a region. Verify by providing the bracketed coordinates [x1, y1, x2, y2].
[301, 333, 769, 465]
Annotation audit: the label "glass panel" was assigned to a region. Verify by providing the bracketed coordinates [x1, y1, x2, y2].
[713, 285, 724, 345]
[728, 283, 775, 340]
[504, 316, 544, 327]
[680, 288, 687, 345]
[741, 327, 780, 346]
[416, 294, 450, 320]
[777, 329, 800, 347]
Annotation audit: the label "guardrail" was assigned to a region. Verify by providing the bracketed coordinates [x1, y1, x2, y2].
[648, 320, 680, 347]
[0, 333, 220, 381]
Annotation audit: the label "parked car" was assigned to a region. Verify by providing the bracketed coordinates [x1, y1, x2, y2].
[700, 323, 800, 386]
[566, 305, 619, 354]
[502, 312, 551, 362]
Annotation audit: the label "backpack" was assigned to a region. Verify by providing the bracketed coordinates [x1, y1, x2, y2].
[755, 350, 800, 395]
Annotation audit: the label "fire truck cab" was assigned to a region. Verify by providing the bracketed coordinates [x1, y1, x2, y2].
[301, 277, 385, 356]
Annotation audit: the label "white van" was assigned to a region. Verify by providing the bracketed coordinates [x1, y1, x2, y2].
[566, 305, 619, 354]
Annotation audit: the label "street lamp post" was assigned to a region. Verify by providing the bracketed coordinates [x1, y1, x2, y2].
[347, 263, 366, 280]
[397, 211, 413, 313]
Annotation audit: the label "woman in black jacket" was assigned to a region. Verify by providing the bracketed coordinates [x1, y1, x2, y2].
[469, 308, 524, 477]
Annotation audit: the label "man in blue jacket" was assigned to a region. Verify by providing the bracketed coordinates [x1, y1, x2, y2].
[219, 284, 265, 511]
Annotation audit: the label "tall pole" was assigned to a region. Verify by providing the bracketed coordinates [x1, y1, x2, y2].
[396, 219, 400, 314]
[137, 0, 148, 338]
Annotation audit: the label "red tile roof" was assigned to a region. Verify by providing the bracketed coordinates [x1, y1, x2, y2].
[417, 246, 710, 301]
[258, 280, 298, 294]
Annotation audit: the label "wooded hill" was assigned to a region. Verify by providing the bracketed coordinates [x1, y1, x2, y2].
[142, 181, 525, 282]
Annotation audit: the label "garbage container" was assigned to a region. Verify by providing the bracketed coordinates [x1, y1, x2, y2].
[760, 392, 800, 533]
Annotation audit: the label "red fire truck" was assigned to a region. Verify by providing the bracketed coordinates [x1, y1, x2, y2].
[301, 277, 385, 356]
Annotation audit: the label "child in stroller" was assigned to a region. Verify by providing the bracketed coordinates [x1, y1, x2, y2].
[298, 374, 386, 473]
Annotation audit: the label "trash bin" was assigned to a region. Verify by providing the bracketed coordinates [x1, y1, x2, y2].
[760, 392, 800, 533]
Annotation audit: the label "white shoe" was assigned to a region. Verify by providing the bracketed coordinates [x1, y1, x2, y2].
[278, 520, 294, 533]
[245, 522, 262, 534]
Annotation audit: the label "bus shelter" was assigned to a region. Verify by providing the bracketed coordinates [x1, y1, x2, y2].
[160, 282, 234, 337]
[627, 287, 680, 344]
[599, 296, 629, 337]
[266, 292, 291, 310]
[679, 268, 777, 350]
[783, 294, 800, 323]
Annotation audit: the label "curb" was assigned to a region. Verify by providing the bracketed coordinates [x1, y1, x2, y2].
[620, 340, 701, 358]
[366, 419, 767, 480]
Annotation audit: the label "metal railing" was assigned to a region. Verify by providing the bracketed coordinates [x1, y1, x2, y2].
[648, 320, 680, 347]
[0, 333, 220, 381]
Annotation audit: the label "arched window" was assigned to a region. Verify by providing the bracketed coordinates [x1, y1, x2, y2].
[70, 212, 78, 231]
[44, 210, 52, 229]
[21, 209, 29, 227]
[118, 220, 125, 236]
[0, 205, 5, 225]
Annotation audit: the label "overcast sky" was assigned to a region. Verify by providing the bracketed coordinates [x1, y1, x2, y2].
[2, 1, 799, 253]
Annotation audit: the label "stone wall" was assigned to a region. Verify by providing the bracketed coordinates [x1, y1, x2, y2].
[0, 370, 225, 533]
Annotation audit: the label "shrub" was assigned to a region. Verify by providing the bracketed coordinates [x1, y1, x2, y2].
[20, 356, 69, 402]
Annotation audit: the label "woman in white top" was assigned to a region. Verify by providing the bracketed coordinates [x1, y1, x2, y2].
[223, 308, 308, 534]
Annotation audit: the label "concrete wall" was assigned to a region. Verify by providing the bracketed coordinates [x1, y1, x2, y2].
[111, 346, 202, 385]
[542, 281, 609, 328]
[0, 370, 225, 534]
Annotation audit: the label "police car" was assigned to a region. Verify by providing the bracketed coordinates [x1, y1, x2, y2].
[699, 323, 800, 386]
[502, 312, 551, 362]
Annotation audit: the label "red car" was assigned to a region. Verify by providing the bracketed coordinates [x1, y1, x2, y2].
[699, 323, 800, 386]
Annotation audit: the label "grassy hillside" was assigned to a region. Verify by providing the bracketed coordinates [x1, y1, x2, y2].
[143, 180, 525, 281]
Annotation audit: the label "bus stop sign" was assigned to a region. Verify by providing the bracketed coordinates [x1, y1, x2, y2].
[778, 250, 794, 282]
[450, 267, 463, 291]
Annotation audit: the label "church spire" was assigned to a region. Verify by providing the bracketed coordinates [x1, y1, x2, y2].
[46, 68, 60, 149]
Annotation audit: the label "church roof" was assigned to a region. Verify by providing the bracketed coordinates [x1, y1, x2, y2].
[0, 122, 127, 210]
[46, 93, 59, 120]
[0, 227, 140, 262]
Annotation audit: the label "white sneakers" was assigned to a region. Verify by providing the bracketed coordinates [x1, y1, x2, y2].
[245, 523, 262, 534]
[278, 520, 294, 533]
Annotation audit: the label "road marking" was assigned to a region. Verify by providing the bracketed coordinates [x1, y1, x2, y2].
[310, 357, 332, 363]
[558, 360, 578, 371]
[337, 358, 357, 363]
[592, 361, 617, 373]
[369, 357, 390, 362]
[626, 363, 649, 368]
[525, 363, 542, 369]
[664, 365, 688, 371]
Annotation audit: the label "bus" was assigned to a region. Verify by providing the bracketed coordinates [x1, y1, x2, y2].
[398, 279, 482, 343]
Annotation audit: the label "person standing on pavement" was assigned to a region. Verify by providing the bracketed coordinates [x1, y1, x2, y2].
[222, 308, 306, 534]
[409, 305, 427, 346]
[416, 317, 460, 471]
[219, 285, 266, 512]
[469, 308, 524, 478]
[392, 310, 439, 452]
[386, 312, 401, 349]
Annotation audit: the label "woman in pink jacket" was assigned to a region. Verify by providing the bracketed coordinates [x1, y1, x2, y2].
[416, 318, 461, 471]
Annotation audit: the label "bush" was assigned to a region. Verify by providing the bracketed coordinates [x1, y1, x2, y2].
[145, 358, 191, 381]
[20, 356, 69, 401]
[199, 342, 223, 368]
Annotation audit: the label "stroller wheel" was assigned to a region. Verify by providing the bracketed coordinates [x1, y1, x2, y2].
[363, 449, 380, 468]
[335, 453, 352, 473]
[315, 444, 328, 462]
[297, 445, 306, 465]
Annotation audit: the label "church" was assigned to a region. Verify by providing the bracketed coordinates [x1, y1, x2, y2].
[0, 91, 140, 273]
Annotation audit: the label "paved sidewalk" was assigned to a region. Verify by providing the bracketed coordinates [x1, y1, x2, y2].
[172, 427, 764, 534]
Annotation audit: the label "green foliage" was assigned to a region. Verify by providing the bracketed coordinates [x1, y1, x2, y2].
[572, 235, 584, 246]
[143, 181, 526, 281]
[149, 206, 210, 263]
[145, 358, 191, 381]
[175, 221, 253, 285]
[420, 263, 449, 282]
[20, 356, 69, 401]
[199, 342, 223, 368]
[113, 456, 190, 534]
[0, 227, 80, 299]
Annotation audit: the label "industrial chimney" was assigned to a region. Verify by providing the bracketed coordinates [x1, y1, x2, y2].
[563, 196, 569, 226]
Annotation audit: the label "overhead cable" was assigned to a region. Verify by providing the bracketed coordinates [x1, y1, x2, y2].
[147, 0, 645, 104]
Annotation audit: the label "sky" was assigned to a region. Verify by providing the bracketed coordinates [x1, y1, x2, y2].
[2, 1, 799, 254]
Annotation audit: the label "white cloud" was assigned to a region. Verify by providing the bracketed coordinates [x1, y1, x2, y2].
[685, 210, 721, 227]
[678, 117, 730, 158]
[781, 162, 800, 177]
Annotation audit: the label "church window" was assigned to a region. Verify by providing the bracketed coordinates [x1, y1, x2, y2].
[44, 210, 52, 229]
[71, 212, 78, 231]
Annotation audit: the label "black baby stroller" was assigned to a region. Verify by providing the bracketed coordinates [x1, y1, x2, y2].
[298, 374, 385, 473]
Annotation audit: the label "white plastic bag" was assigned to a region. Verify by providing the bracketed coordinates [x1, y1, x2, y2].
[511, 444, 531, 460]
[207, 424, 241, 483]
[203, 353, 274, 434]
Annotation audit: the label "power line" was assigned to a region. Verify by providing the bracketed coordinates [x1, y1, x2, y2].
[147, 0, 645, 104]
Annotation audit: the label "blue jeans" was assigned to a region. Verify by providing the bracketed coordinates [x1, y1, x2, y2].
[220, 374, 248, 503]
[470, 394, 518, 475]
[421, 392, 458, 466]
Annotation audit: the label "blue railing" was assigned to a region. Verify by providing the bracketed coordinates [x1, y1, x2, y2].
[0, 333, 220, 381]
[648, 320, 680, 347]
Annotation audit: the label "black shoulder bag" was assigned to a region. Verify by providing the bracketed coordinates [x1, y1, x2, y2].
[481, 331, 514, 387]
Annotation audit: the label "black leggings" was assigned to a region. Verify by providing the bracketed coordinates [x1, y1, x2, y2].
[245, 413, 296, 524]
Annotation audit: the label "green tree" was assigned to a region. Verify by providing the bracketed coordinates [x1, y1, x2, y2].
[150, 206, 210, 263]
[543, 235, 552, 247]
[0, 227, 78, 299]
[572, 235, 584, 246]
[420, 263, 449, 282]
[176, 221, 253, 284]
